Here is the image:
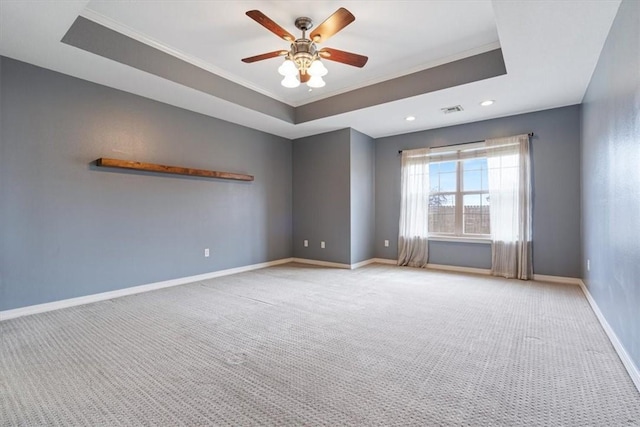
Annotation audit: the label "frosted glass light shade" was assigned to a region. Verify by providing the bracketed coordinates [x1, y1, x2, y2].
[281, 74, 300, 88]
[307, 75, 325, 88]
[278, 59, 297, 76]
[308, 60, 328, 77]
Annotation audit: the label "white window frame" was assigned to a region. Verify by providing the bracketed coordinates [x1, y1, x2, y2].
[428, 144, 491, 242]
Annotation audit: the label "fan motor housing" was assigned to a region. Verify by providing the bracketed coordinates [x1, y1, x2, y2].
[294, 17, 313, 31]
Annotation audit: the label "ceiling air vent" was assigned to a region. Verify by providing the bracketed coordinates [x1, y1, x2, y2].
[441, 105, 464, 114]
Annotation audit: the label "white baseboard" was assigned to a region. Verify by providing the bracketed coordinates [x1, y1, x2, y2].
[427, 263, 491, 275]
[350, 259, 378, 269]
[291, 257, 351, 269]
[0, 258, 294, 321]
[291, 258, 492, 276]
[533, 274, 582, 285]
[578, 280, 640, 394]
[368, 261, 584, 286]
[370, 259, 492, 275]
[371, 258, 397, 265]
[292, 258, 391, 269]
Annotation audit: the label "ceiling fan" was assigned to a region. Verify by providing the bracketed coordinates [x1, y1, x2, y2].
[242, 7, 368, 88]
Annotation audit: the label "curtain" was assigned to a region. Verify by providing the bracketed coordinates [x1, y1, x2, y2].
[486, 134, 532, 279]
[398, 148, 430, 267]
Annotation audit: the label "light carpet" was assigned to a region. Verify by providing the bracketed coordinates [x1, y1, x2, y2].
[1, 263, 639, 426]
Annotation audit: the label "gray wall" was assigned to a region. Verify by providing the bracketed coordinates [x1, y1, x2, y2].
[581, 0, 640, 369]
[0, 54, 592, 312]
[375, 106, 582, 277]
[427, 241, 491, 270]
[350, 129, 375, 264]
[0, 57, 292, 311]
[292, 129, 351, 264]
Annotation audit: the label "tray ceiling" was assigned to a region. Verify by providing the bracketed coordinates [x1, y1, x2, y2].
[0, 1, 622, 139]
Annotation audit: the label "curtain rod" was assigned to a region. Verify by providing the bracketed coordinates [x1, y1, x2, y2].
[397, 132, 534, 154]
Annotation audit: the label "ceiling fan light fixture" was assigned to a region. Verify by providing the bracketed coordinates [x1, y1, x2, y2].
[281, 74, 300, 88]
[307, 75, 326, 88]
[243, 9, 367, 91]
[308, 59, 328, 77]
[278, 59, 297, 76]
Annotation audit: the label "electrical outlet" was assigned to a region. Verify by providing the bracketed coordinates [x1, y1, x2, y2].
[320, 241, 325, 249]
[587, 259, 590, 271]
[384, 240, 389, 247]
[204, 248, 210, 257]
[303, 240, 308, 247]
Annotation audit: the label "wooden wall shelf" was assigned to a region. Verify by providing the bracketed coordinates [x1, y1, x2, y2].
[95, 158, 254, 182]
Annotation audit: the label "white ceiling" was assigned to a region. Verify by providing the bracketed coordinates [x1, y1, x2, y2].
[0, 0, 621, 139]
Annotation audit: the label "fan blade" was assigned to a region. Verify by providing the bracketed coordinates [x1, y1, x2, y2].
[310, 8, 355, 43]
[246, 10, 295, 42]
[242, 50, 288, 63]
[319, 48, 368, 68]
[299, 71, 310, 83]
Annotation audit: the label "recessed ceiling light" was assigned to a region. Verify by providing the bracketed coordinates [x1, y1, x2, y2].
[480, 100, 495, 106]
[405, 115, 416, 121]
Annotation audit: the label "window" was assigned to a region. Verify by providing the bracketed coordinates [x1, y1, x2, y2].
[399, 133, 531, 273]
[429, 157, 490, 238]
